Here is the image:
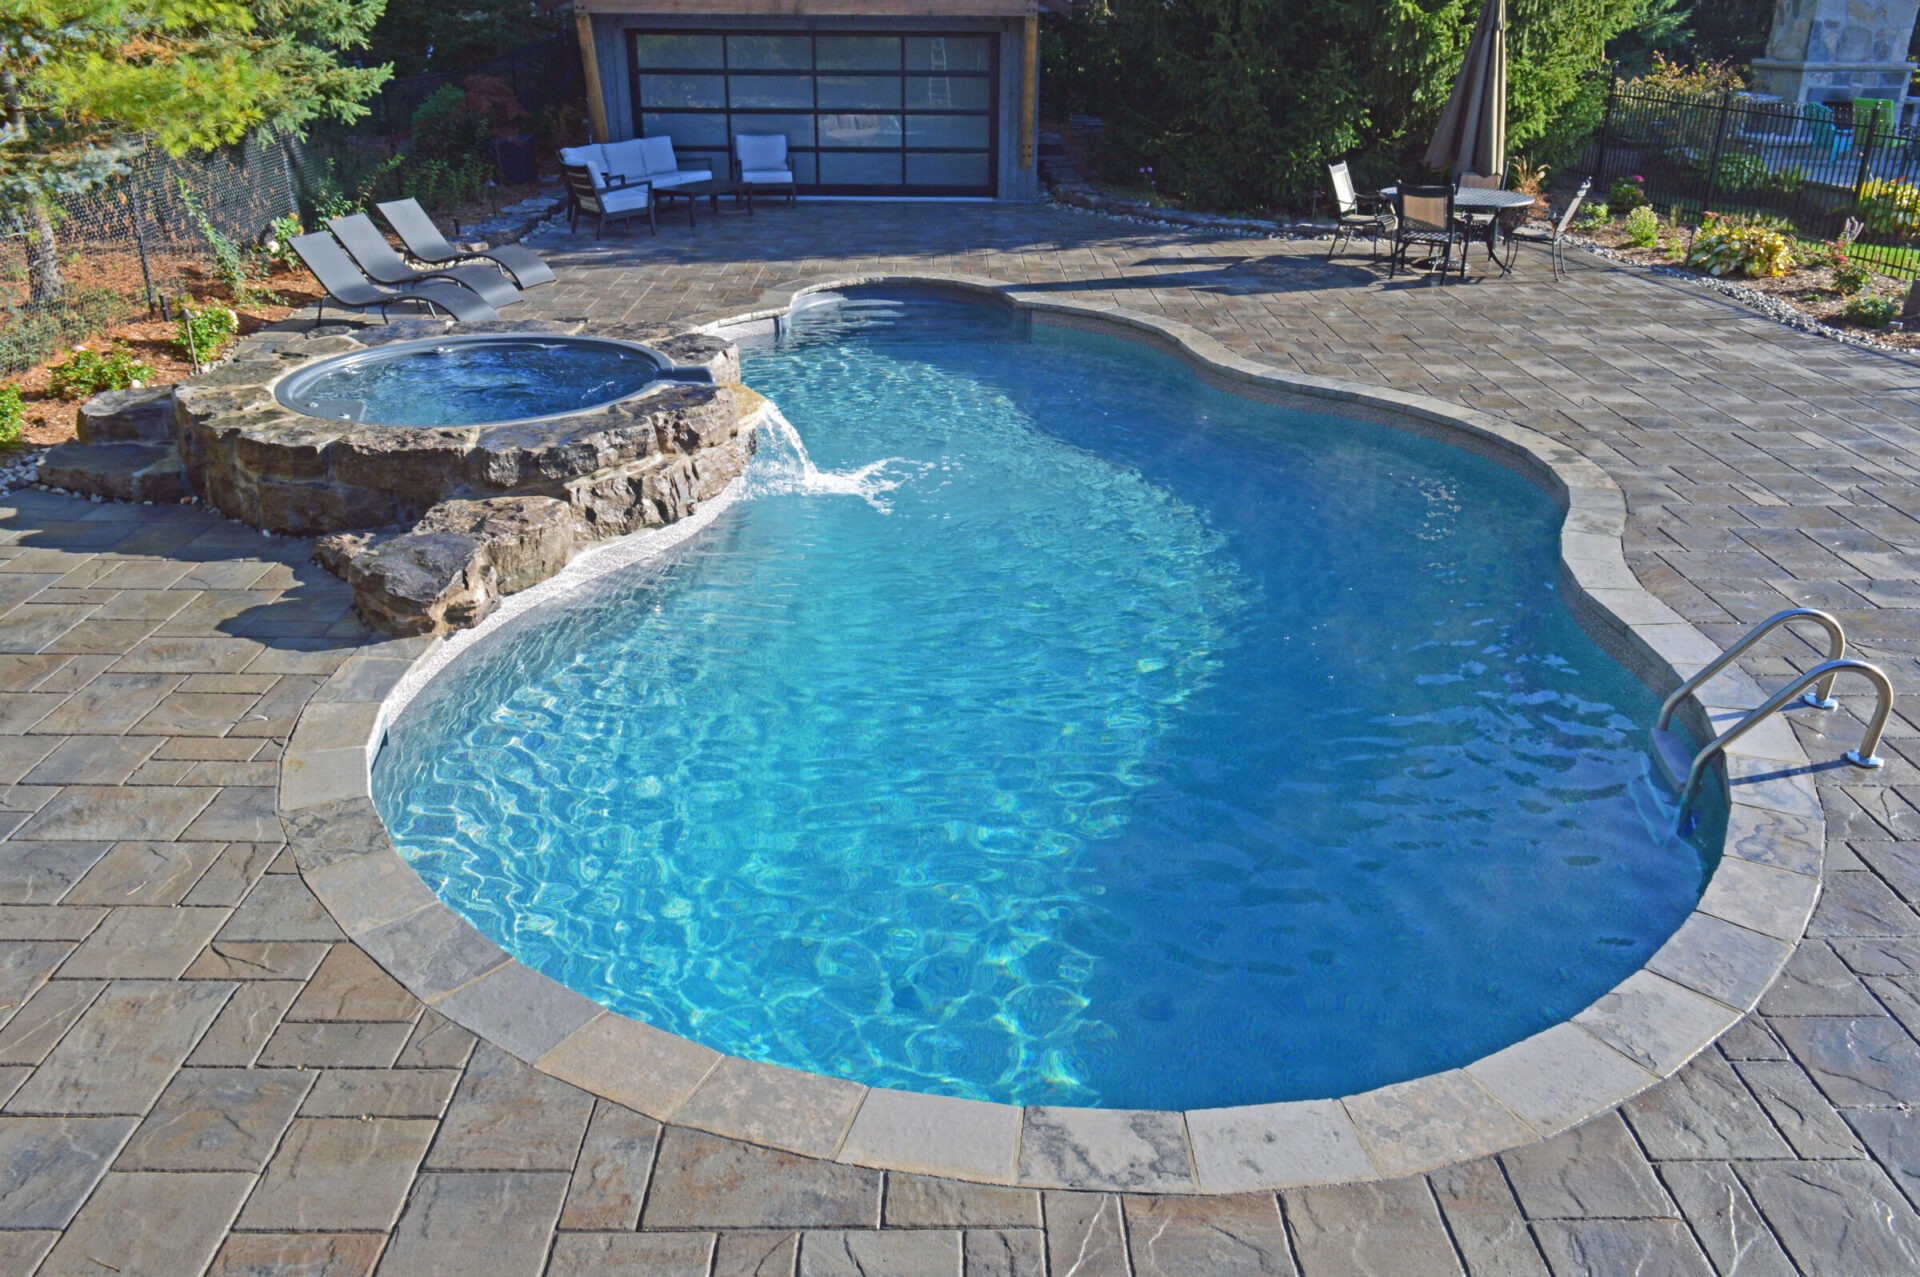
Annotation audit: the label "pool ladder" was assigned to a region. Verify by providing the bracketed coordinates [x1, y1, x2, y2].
[1651, 607, 1895, 812]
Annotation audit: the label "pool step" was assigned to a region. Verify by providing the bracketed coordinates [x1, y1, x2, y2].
[40, 440, 189, 505]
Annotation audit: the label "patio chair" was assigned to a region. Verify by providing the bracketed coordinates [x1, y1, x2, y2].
[326, 214, 522, 309]
[1455, 171, 1505, 253]
[1501, 176, 1591, 281]
[290, 232, 501, 325]
[561, 164, 656, 238]
[375, 198, 556, 288]
[1803, 102, 1852, 162]
[1388, 184, 1464, 282]
[733, 134, 796, 206]
[1326, 161, 1395, 260]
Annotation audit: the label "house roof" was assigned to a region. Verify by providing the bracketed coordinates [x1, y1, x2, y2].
[575, 0, 1066, 16]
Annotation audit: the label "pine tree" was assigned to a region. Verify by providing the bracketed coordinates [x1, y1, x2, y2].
[0, 0, 391, 302]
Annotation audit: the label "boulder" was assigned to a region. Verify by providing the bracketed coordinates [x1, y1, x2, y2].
[320, 496, 577, 636]
[40, 441, 188, 504]
[77, 387, 176, 445]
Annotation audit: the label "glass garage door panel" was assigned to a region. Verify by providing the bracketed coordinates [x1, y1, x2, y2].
[629, 29, 996, 195]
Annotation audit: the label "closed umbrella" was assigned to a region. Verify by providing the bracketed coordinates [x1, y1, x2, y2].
[1426, 0, 1507, 180]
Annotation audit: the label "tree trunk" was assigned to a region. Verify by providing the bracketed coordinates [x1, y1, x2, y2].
[1, 69, 65, 304]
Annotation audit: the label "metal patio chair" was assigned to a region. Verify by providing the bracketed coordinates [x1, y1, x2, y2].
[1388, 184, 1464, 282]
[376, 198, 556, 289]
[1501, 176, 1591, 281]
[1326, 161, 1395, 260]
[290, 232, 501, 325]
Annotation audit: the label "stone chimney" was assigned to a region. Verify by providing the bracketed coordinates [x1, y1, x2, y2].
[1751, 0, 1920, 119]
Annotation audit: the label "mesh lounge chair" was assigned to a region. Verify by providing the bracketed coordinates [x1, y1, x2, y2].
[327, 214, 522, 309]
[1454, 171, 1505, 256]
[290, 232, 500, 325]
[1388, 184, 1464, 282]
[1501, 176, 1591, 281]
[1327, 161, 1394, 259]
[733, 134, 796, 206]
[376, 198, 556, 288]
[561, 164, 655, 238]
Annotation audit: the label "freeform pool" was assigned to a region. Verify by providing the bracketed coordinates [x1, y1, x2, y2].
[373, 290, 1724, 1110]
[275, 334, 685, 426]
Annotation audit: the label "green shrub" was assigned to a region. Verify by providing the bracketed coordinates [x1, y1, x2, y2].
[0, 385, 22, 449]
[0, 290, 128, 377]
[1686, 211, 1794, 278]
[175, 301, 240, 368]
[1828, 218, 1873, 295]
[1712, 151, 1770, 196]
[1842, 294, 1899, 328]
[1573, 199, 1609, 228]
[1858, 178, 1920, 241]
[402, 156, 491, 212]
[46, 346, 154, 401]
[263, 215, 305, 271]
[410, 85, 491, 169]
[1624, 204, 1660, 247]
[1609, 177, 1647, 212]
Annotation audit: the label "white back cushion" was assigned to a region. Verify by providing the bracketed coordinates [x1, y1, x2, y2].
[735, 134, 788, 170]
[602, 139, 648, 181]
[559, 145, 604, 171]
[638, 136, 679, 175]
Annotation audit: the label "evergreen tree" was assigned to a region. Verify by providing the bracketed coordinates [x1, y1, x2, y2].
[0, 0, 390, 302]
[1053, 0, 1659, 212]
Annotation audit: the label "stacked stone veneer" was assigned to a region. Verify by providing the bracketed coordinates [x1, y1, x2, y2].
[1752, 0, 1920, 110]
[67, 317, 755, 635]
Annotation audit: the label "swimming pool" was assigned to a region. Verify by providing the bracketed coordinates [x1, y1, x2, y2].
[373, 290, 1722, 1110]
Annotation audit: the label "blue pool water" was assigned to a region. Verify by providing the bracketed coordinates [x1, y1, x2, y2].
[373, 292, 1720, 1109]
[282, 338, 662, 426]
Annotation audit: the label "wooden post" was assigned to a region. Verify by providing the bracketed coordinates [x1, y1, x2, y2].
[576, 11, 611, 144]
[1019, 13, 1038, 170]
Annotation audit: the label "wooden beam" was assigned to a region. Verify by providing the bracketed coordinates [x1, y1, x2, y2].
[1019, 13, 1037, 169]
[575, 11, 611, 143]
[576, 0, 1037, 15]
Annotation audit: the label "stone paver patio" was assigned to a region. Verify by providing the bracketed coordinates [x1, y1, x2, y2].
[1, 202, 1918, 1275]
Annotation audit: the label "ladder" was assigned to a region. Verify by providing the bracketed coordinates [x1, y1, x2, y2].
[1649, 607, 1895, 815]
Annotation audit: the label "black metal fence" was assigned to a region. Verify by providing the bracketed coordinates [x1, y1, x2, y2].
[1580, 83, 1920, 281]
[364, 35, 584, 135]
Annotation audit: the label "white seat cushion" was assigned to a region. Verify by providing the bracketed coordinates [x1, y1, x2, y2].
[597, 186, 651, 213]
[741, 169, 794, 185]
[602, 139, 649, 183]
[638, 136, 679, 177]
[649, 168, 713, 189]
[735, 134, 788, 170]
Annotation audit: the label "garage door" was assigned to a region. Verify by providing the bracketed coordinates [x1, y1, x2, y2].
[627, 31, 998, 196]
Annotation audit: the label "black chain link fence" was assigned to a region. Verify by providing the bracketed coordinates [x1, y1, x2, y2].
[1582, 84, 1920, 281]
[1, 35, 584, 378]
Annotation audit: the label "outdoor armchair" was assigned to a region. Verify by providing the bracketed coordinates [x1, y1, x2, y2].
[1388, 184, 1464, 282]
[290, 232, 501, 325]
[1501, 176, 1590, 281]
[376, 199, 556, 288]
[1326, 161, 1395, 260]
[733, 134, 796, 206]
[561, 164, 656, 238]
[326, 214, 522, 309]
[1803, 102, 1852, 162]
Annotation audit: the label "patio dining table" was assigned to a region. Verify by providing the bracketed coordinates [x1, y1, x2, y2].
[1380, 186, 1538, 273]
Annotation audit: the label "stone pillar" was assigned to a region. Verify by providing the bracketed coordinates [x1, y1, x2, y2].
[1750, 0, 1920, 117]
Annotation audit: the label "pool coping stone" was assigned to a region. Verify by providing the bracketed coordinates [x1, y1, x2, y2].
[281, 275, 1830, 1194]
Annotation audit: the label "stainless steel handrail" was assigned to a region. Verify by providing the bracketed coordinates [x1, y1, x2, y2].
[1676, 657, 1895, 808]
[1655, 607, 1847, 732]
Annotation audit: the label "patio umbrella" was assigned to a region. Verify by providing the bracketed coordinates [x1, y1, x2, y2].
[1425, 0, 1507, 179]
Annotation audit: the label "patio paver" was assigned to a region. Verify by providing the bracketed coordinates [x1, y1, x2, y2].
[1, 202, 1918, 1271]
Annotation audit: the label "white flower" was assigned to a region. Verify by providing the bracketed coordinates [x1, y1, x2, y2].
[129, 380, 144, 389]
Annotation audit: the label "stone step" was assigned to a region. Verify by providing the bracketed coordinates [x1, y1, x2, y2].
[40, 441, 189, 504]
[77, 386, 177, 445]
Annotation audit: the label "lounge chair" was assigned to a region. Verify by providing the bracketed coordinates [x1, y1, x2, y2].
[734, 134, 797, 206]
[1327, 161, 1395, 260]
[1501, 176, 1591, 281]
[375, 198, 556, 288]
[326, 214, 522, 308]
[290, 232, 501, 325]
[1388, 184, 1464, 282]
[561, 164, 656, 238]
